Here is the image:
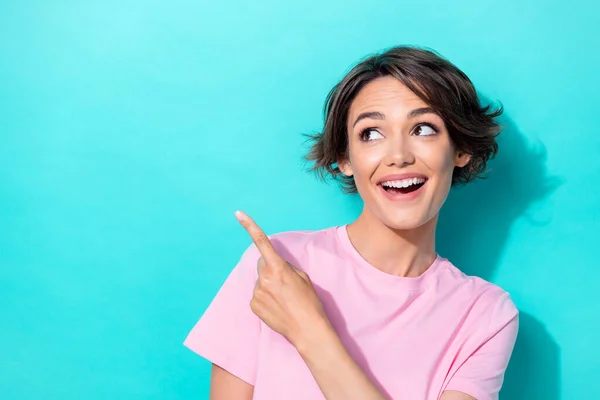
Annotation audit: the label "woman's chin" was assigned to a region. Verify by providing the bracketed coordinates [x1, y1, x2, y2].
[378, 214, 432, 231]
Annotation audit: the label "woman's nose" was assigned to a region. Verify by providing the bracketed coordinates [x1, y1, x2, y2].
[385, 136, 415, 167]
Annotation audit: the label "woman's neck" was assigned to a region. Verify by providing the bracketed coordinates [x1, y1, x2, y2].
[346, 210, 438, 278]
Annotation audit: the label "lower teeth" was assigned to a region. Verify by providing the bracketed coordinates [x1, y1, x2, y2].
[385, 184, 423, 194]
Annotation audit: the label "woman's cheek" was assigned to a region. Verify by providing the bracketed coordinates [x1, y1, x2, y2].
[349, 145, 381, 175]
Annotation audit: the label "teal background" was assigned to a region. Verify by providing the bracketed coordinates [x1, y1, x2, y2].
[1, 0, 598, 398]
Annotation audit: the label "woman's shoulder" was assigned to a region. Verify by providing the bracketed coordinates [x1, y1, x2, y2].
[230, 226, 342, 273]
[438, 258, 519, 320]
[236, 226, 340, 265]
[267, 225, 339, 252]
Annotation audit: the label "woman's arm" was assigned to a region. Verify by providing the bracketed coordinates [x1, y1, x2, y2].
[440, 391, 476, 400]
[298, 323, 476, 400]
[296, 319, 387, 399]
[236, 211, 387, 399]
[209, 341, 475, 400]
[209, 364, 254, 400]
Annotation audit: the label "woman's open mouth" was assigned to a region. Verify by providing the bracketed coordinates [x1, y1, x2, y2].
[378, 177, 428, 201]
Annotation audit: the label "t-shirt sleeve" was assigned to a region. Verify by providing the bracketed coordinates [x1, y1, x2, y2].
[443, 292, 519, 400]
[183, 243, 261, 386]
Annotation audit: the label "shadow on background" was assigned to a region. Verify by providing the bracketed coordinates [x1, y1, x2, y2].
[436, 105, 563, 398]
[501, 312, 561, 399]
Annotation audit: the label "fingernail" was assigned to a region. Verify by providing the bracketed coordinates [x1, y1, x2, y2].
[234, 210, 244, 221]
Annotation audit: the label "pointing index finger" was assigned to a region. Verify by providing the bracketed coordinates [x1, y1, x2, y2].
[234, 211, 281, 265]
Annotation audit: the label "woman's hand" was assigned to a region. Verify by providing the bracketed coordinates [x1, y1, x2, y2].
[234, 210, 331, 349]
[234, 211, 387, 400]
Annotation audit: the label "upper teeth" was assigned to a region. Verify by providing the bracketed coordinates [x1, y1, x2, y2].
[381, 177, 426, 188]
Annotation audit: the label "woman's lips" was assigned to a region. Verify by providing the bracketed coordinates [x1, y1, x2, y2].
[377, 179, 428, 202]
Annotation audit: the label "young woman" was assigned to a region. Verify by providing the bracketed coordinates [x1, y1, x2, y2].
[184, 46, 519, 400]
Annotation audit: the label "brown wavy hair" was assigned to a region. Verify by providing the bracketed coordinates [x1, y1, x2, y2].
[304, 45, 503, 194]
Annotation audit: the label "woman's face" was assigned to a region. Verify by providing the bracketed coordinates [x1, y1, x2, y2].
[339, 76, 471, 230]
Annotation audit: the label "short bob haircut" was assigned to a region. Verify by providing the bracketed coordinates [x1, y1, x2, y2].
[304, 45, 503, 194]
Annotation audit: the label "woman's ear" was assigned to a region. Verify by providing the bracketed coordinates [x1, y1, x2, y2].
[338, 158, 353, 177]
[454, 151, 472, 168]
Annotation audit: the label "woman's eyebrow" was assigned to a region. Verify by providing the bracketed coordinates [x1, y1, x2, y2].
[352, 107, 438, 128]
[353, 111, 385, 127]
[407, 107, 437, 118]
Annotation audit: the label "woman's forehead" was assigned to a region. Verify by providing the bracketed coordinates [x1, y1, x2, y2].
[348, 77, 431, 122]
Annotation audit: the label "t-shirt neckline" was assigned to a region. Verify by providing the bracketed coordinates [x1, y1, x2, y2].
[334, 224, 443, 291]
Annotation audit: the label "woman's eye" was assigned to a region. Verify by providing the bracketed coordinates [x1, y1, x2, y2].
[413, 124, 438, 136]
[359, 128, 384, 141]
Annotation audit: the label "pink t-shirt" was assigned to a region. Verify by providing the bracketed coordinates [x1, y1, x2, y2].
[184, 225, 519, 400]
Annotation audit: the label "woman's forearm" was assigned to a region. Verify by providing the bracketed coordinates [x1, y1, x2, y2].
[209, 364, 254, 400]
[294, 320, 387, 400]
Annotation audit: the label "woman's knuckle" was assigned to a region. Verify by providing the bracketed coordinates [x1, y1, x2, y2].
[261, 276, 275, 290]
[250, 299, 260, 314]
[255, 233, 269, 247]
